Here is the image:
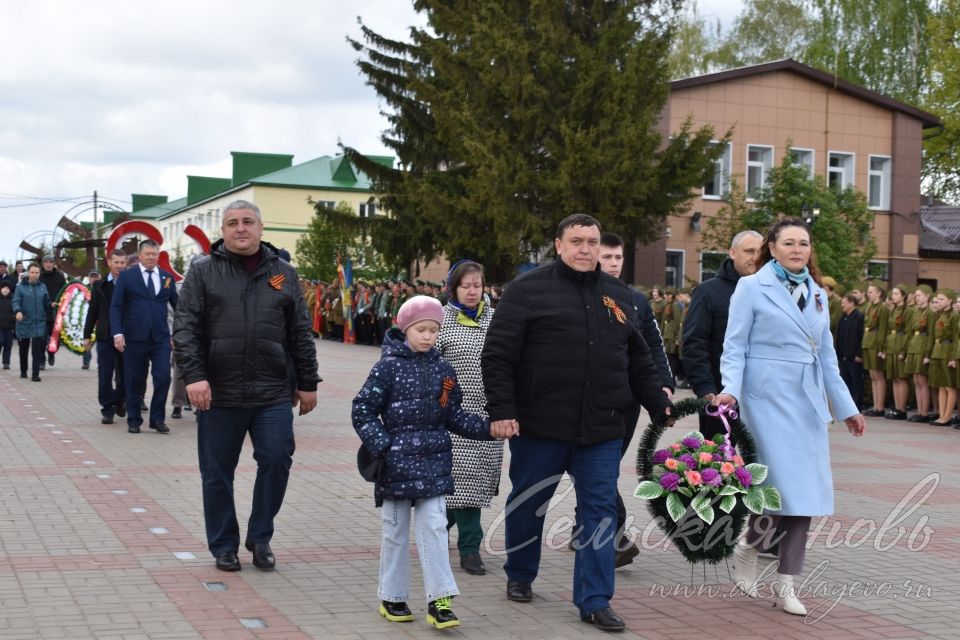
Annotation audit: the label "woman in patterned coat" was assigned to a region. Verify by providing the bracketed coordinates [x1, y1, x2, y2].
[436, 260, 502, 576]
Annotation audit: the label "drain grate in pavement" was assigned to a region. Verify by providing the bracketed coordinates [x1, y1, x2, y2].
[96, 474, 112, 479]
[203, 582, 228, 592]
[173, 551, 196, 560]
[239, 618, 267, 629]
[112, 489, 128, 495]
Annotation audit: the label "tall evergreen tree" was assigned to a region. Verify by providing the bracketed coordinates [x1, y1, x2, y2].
[338, 0, 726, 277]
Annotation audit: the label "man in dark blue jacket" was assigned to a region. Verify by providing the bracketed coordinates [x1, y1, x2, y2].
[482, 214, 672, 633]
[110, 240, 178, 434]
[681, 230, 762, 439]
[597, 232, 673, 569]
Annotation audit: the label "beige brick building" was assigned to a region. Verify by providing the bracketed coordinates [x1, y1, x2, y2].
[632, 59, 942, 289]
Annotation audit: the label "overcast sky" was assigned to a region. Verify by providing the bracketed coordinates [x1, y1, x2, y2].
[0, 0, 741, 264]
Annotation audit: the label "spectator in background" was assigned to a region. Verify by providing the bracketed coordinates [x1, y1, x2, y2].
[835, 293, 865, 410]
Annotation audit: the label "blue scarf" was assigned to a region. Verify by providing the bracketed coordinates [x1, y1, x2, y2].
[770, 260, 810, 287]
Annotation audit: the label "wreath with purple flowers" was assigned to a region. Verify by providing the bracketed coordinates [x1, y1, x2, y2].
[635, 397, 781, 565]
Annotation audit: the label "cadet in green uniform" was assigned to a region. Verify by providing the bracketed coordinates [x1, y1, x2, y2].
[905, 285, 936, 422]
[882, 284, 911, 420]
[928, 289, 956, 425]
[861, 282, 889, 417]
[660, 288, 681, 386]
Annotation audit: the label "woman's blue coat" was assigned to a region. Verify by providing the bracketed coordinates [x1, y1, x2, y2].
[721, 262, 858, 516]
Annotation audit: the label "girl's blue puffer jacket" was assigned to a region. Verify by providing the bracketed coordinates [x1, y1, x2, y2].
[352, 327, 490, 502]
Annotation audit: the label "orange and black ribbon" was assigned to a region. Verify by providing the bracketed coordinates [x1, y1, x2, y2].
[269, 274, 285, 291]
[601, 295, 627, 325]
[439, 377, 455, 407]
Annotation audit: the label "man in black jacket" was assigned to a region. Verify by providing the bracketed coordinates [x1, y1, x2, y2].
[39, 255, 67, 367]
[835, 293, 865, 410]
[597, 231, 674, 569]
[174, 200, 320, 573]
[482, 214, 672, 633]
[0, 261, 17, 292]
[681, 230, 762, 439]
[83, 250, 128, 424]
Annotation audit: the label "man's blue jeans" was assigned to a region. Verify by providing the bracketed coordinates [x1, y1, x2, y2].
[504, 434, 621, 617]
[197, 402, 295, 556]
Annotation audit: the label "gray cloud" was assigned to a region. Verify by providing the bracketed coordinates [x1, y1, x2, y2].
[0, 0, 424, 261]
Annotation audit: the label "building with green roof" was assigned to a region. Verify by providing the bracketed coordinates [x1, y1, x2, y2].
[128, 151, 389, 263]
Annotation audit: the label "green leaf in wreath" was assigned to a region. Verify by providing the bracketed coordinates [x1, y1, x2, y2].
[745, 463, 768, 485]
[743, 486, 766, 513]
[718, 494, 737, 513]
[760, 486, 782, 511]
[691, 492, 715, 524]
[634, 481, 664, 500]
[717, 484, 738, 496]
[666, 492, 685, 522]
[677, 486, 693, 498]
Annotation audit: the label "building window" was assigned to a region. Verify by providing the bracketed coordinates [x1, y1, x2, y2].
[866, 260, 889, 281]
[700, 251, 725, 282]
[315, 200, 336, 211]
[703, 142, 731, 199]
[359, 202, 377, 218]
[828, 152, 855, 191]
[789, 147, 815, 178]
[746, 145, 774, 198]
[666, 250, 684, 289]
[868, 156, 891, 210]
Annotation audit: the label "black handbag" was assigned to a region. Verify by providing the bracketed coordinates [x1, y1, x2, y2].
[357, 444, 384, 483]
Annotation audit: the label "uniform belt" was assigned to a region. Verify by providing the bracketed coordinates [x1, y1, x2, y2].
[914, 331, 928, 336]
[935, 339, 952, 345]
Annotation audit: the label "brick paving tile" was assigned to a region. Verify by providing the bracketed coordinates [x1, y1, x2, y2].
[1, 339, 958, 639]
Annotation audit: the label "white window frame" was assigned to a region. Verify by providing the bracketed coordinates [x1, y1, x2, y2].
[702, 142, 732, 200]
[666, 249, 685, 289]
[865, 260, 890, 281]
[699, 250, 726, 282]
[788, 147, 815, 178]
[827, 151, 855, 191]
[746, 144, 774, 200]
[868, 155, 892, 211]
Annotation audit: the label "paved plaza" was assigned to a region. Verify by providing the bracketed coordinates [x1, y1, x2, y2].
[0, 338, 958, 639]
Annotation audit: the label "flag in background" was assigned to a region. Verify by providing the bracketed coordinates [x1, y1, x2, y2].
[337, 254, 355, 344]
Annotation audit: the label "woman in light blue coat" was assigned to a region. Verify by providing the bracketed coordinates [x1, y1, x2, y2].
[715, 218, 865, 616]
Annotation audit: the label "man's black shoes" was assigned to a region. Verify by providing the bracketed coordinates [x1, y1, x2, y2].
[149, 422, 170, 434]
[582, 607, 626, 632]
[128, 424, 141, 433]
[614, 541, 640, 568]
[115, 402, 126, 418]
[506, 580, 532, 602]
[171, 407, 182, 419]
[245, 540, 276, 570]
[460, 553, 486, 575]
[215, 551, 241, 572]
[101, 415, 114, 425]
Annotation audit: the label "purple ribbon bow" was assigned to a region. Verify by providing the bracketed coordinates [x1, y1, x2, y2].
[704, 402, 738, 453]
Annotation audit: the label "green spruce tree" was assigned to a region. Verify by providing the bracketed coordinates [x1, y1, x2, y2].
[341, 0, 727, 278]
